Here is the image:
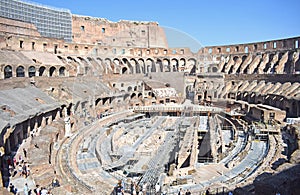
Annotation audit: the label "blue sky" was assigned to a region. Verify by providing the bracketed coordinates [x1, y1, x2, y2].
[29, 0, 299, 50]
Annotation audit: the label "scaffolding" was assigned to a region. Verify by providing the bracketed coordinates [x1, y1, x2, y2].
[0, 0, 72, 42]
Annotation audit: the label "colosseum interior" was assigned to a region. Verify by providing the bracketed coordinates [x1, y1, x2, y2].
[0, 1, 299, 195]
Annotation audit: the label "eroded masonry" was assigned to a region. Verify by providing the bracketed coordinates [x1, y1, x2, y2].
[0, 0, 299, 195]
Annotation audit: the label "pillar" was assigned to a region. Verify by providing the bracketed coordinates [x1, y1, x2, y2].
[64, 116, 71, 137]
[34, 120, 38, 130]
[55, 110, 60, 121]
[41, 117, 46, 128]
[48, 115, 53, 125]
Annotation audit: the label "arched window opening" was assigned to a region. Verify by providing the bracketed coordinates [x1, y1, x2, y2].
[59, 67, 65, 76]
[49, 67, 56, 77]
[39, 66, 46, 76]
[4, 65, 12, 79]
[122, 67, 127, 74]
[16, 66, 25, 77]
[28, 66, 36, 77]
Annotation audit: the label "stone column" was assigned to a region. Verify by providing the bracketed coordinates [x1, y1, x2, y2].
[64, 116, 71, 137]
[41, 117, 46, 128]
[55, 110, 60, 121]
[34, 120, 38, 130]
[48, 115, 53, 125]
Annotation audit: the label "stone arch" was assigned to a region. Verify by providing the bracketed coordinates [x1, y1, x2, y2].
[59, 67, 66, 76]
[95, 98, 102, 106]
[95, 57, 104, 72]
[130, 58, 138, 74]
[123, 58, 133, 74]
[228, 56, 240, 74]
[138, 58, 145, 74]
[105, 58, 113, 73]
[156, 58, 163, 72]
[87, 56, 93, 61]
[49, 66, 56, 77]
[102, 97, 110, 105]
[113, 58, 120, 66]
[146, 58, 155, 73]
[171, 58, 179, 72]
[236, 55, 248, 73]
[39, 66, 46, 76]
[128, 86, 133, 92]
[187, 58, 196, 73]
[122, 67, 128, 74]
[148, 91, 155, 98]
[77, 56, 86, 63]
[124, 94, 130, 101]
[179, 58, 186, 72]
[137, 93, 143, 98]
[163, 58, 171, 72]
[185, 84, 194, 99]
[212, 66, 218, 73]
[4, 65, 12, 79]
[16, 65, 25, 77]
[28, 66, 36, 77]
[131, 93, 136, 99]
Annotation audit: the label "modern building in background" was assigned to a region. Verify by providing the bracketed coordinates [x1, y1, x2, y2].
[0, 0, 72, 41]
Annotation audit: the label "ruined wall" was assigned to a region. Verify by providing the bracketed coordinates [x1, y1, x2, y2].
[200, 37, 300, 55]
[0, 17, 41, 37]
[72, 15, 168, 48]
[225, 74, 300, 84]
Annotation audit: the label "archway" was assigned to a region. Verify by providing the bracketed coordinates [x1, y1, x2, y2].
[163, 59, 170, 72]
[131, 93, 136, 99]
[39, 66, 46, 76]
[122, 67, 128, 74]
[16, 66, 25, 77]
[171, 59, 179, 72]
[49, 66, 56, 77]
[4, 65, 12, 79]
[28, 66, 36, 77]
[179, 58, 186, 72]
[59, 67, 65, 76]
[105, 58, 113, 73]
[138, 59, 145, 73]
[146, 58, 155, 73]
[187, 58, 196, 74]
[156, 59, 163, 72]
[130, 58, 138, 74]
[123, 58, 133, 73]
[128, 86, 132, 92]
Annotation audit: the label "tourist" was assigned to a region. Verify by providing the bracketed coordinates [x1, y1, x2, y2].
[185, 189, 191, 195]
[24, 183, 29, 195]
[18, 155, 23, 163]
[23, 148, 27, 158]
[41, 187, 48, 195]
[34, 184, 41, 195]
[9, 183, 15, 193]
[114, 180, 124, 195]
[26, 164, 30, 177]
[18, 164, 23, 176]
[52, 177, 60, 187]
[8, 164, 14, 176]
[22, 163, 27, 178]
[142, 183, 147, 195]
[13, 157, 16, 168]
[178, 188, 184, 195]
[155, 183, 160, 194]
[205, 188, 210, 195]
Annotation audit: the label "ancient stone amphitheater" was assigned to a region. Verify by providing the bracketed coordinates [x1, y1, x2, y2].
[0, 1, 299, 195]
